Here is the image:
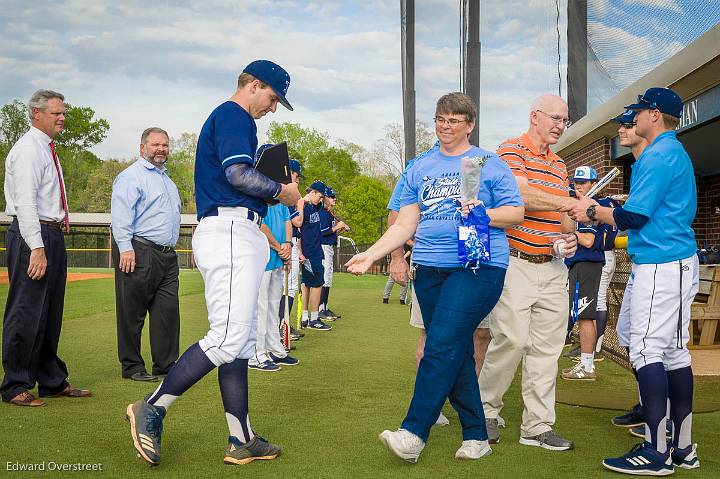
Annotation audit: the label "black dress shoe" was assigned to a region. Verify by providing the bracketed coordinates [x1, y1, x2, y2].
[129, 372, 159, 382]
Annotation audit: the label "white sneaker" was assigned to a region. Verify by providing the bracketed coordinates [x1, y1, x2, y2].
[434, 412, 450, 427]
[379, 429, 425, 463]
[455, 440, 492, 460]
[497, 415, 506, 428]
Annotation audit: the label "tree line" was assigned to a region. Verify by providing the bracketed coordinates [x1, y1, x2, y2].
[0, 99, 434, 244]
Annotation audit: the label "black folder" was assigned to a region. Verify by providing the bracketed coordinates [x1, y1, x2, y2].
[255, 142, 291, 184]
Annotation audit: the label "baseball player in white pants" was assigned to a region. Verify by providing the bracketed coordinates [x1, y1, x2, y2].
[569, 87, 700, 475]
[125, 60, 300, 466]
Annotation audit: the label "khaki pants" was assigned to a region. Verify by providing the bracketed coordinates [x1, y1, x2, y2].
[479, 256, 568, 437]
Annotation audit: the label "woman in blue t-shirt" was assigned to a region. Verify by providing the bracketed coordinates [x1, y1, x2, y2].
[347, 92, 524, 462]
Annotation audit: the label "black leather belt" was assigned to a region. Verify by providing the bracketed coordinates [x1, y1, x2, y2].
[39, 219, 63, 230]
[509, 248, 555, 264]
[202, 207, 262, 226]
[133, 236, 175, 254]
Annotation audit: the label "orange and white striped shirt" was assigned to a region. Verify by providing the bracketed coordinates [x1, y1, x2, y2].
[497, 133, 569, 256]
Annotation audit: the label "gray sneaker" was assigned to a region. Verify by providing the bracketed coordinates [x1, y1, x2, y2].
[519, 430, 574, 451]
[126, 398, 166, 465]
[223, 435, 281, 465]
[486, 418, 501, 444]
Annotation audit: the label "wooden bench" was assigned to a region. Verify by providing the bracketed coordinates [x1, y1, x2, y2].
[690, 265, 720, 349]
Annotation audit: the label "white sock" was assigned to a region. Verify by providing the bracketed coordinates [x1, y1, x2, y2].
[302, 311, 309, 322]
[226, 412, 254, 443]
[595, 334, 604, 353]
[311, 311, 319, 322]
[580, 353, 594, 371]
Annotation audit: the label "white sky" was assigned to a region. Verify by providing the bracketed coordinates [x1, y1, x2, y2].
[1, 1, 575, 160]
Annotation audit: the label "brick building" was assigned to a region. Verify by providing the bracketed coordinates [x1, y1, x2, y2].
[556, 25, 720, 248]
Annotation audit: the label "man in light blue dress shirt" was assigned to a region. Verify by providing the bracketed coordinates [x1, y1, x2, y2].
[111, 127, 182, 382]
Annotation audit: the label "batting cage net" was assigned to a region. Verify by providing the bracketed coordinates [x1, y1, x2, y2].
[586, 0, 720, 112]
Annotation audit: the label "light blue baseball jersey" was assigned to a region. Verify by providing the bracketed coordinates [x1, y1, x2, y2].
[623, 131, 696, 264]
[399, 146, 523, 269]
[387, 142, 440, 212]
[262, 204, 290, 271]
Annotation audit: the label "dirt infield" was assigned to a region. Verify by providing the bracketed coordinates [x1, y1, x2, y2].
[0, 271, 113, 284]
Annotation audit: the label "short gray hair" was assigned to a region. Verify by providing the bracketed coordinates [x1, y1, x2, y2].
[141, 127, 169, 144]
[27, 89, 65, 119]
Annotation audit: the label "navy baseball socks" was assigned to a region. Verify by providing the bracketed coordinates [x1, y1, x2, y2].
[219, 358, 281, 465]
[668, 366, 698, 469]
[127, 343, 215, 464]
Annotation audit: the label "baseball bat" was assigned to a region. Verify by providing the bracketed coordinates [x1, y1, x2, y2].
[282, 267, 290, 350]
[296, 291, 303, 329]
[584, 167, 620, 199]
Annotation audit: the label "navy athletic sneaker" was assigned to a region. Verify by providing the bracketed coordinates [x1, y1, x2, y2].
[126, 397, 166, 465]
[318, 310, 336, 322]
[602, 442, 674, 476]
[248, 360, 281, 372]
[672, 443, 699, 469]
[307, 319, 332, 331]
[224, 435, 281, 465]
[325, 309, 341, 319]
[269, 353, 300, 366]
[613, 403, 644, 427]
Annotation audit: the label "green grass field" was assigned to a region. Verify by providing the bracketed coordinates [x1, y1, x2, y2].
[0, 271, 718, 478]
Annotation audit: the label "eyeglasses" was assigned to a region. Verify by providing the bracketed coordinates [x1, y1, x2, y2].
[434, 116, 466, 126]
[535, 110, 572, 127]
[619, 122, 637, 129]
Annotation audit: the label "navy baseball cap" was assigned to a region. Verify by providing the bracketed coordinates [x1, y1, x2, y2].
[255, 143, 274, 161]
[611, 109, 637, 124]
[289, 159, 304, 178]
[625, 87, 682, 118]
[573, 166, 598, 181]
[243, 60, 293, 111]
[309, 180, 327, 194]
[325, 186, 336, 198]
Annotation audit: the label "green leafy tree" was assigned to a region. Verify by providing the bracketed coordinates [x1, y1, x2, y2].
[266, 121, 330, 161]
[54, 104, 110, 152]
[335, 176, 391, 244]
[302, 147, 360, 195]
[0, 100, 29, 146]
[83, 159, 132, 212]
[167, 132, 198, 214]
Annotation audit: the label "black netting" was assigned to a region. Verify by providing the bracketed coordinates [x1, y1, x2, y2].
[587, 1, 720, 111]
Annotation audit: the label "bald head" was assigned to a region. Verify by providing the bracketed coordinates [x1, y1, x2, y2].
[530, 94, 567, 115]
[528, 94, 569, 149]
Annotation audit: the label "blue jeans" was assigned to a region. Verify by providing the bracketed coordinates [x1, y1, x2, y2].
[402, 264, 506, 442]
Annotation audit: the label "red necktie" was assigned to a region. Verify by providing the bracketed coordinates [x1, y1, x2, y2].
[49, 142, 70, 233]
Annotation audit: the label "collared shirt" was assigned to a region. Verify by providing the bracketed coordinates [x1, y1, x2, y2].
[262, 204, 290, 271]
[498, 133, 569, 256]
[111, 158, 182, 252]
[623, 130, 696, 264]
[4, 126, 68, 249]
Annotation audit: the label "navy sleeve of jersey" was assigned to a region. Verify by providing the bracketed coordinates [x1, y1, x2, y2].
[613, 207, 649, 231]
[215, 107, 255, 168]
[320, 210, 332, 235]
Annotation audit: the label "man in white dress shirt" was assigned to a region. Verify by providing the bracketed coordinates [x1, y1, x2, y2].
[1, 90, 91, 407]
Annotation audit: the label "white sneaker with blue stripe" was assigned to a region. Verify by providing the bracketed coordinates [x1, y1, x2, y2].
[602, 442, 674, 476]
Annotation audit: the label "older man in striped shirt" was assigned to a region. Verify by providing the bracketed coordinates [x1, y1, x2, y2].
[478, 94, 579, 451]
